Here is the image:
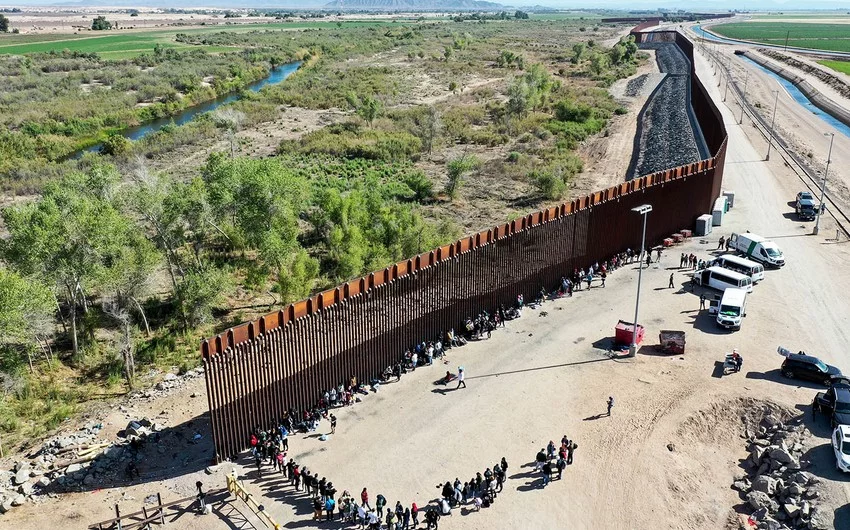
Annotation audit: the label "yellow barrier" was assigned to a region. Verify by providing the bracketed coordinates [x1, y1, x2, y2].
[226, 472, 282, 530]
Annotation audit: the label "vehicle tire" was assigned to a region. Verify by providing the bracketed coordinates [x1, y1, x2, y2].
[824, 378, 832, 386]
[783, 370, 794, 379]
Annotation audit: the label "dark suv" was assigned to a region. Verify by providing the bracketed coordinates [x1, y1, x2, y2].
[814, 384, 850, 428]
[781, 353, 842, 386]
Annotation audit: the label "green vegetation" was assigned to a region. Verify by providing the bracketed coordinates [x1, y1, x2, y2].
[0, 17, 643, 449]
[0, 13, 9, 33]
[711, 22, 850, 53]
[818, 59, 850, 75]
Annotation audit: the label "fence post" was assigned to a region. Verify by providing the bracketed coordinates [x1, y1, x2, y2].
[115, 505, 122, 530]
[157, 493, 164, 524]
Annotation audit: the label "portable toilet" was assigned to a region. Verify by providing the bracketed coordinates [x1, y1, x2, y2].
[723, 191, 735, 209]
[712, 196, 727, 226]
[695, 214, 713, 236]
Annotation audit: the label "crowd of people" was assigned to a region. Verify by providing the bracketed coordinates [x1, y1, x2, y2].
[534, 436, 579, 487]
[238, 246, 636, 527]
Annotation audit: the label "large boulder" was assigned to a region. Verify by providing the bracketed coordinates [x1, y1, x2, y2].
[747, 491, 778, 512]
[750, 446, 767, 464]
[752, 475, 777, 495]
[769, 447, 797, 465]
[13, 469, 29, 486]
[783, 503, 801, 518]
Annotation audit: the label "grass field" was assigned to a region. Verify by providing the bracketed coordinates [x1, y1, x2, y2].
[818, 59, 850, 75]
[0, 20, 398, 58]
[711, 22, 850, 53]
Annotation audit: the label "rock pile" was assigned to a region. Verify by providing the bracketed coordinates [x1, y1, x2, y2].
[0, 368, 197, 516]
[733, 414, 829, 530]
[129, 366, 204, 402]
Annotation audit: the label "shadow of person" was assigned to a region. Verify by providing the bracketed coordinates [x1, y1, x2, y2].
[582, 413, 608, 421]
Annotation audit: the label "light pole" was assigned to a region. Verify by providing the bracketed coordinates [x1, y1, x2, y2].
[765, 90, 779, 161]
[629, 204, 652, 357]
[739, 71, 749, 125]
[813, 133, 835, 235]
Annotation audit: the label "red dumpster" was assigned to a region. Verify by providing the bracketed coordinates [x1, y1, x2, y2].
[615, 320, 644, 347]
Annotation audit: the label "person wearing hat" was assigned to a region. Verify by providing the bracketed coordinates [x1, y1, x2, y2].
[456, 366, 466, 389]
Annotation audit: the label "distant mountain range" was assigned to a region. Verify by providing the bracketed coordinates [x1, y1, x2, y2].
[323, 0, 505, 9]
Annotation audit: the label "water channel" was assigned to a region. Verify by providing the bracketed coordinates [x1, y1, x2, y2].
[79, 60, 302, 156]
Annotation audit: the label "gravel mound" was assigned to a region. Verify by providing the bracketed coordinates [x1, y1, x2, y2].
[625, 74, 649, 97]
[630, 42, 702, 179]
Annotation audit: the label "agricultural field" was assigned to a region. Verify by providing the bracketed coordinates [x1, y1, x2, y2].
[818, 58, 850, 75]
[0, 20, 399, 58]
[711, 21, 850, 53]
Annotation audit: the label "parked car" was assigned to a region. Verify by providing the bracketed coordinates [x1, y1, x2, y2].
[796, 191, 814, 203]
[832, 425, 850, 473]
[830, 375, 850, 387]
[781, 353, 842, 386]
[813, 384, 850, 428]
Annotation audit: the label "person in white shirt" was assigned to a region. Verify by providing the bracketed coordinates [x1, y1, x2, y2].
[456, 367, 466, 389]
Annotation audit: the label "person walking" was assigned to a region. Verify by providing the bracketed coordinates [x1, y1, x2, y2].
[699, 293, 707, 310]
[456, 367, 466, 389]
[361, 488, 371, 510]
[330, 413, 337, 434]
[535, 447, 547, 471]
[403, 507, 411, 529]
[645, 252, 652, 267]
[375, 493, 385, 517]
[411, 503, 419, 528]
[600, 270, 607, 288]
[541, 461, 552, 487]
[668, 273, 675, 289]
[717, 235, 725, 250]
[607, 396, 614, 416]
[556, 456, 566, 479]
[567, 440, 578, 465]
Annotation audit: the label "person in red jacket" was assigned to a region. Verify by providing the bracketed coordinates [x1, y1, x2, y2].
[361, 487, 371, 509]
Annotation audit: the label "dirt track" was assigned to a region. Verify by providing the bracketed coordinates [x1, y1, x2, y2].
[5, 33, 850, 530]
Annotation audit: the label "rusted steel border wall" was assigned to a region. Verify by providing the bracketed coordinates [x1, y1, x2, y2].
[201, 29, 729, 462]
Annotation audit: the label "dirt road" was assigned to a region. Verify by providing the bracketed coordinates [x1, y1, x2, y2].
[5, 35, 850, 530]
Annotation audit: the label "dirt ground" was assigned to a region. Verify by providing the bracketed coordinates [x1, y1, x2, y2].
[4, 39, 850, 530]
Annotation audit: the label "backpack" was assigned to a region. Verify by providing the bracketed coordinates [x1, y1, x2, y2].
[250, 434, 258, 447]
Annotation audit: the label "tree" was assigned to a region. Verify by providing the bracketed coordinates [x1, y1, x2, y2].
[514, 10, 529, 19]
[346, 93, 382, 127]
[443, 46, 453, 61]
[100, 134, 131, 157]
[0, 14, 9, 33]
[91, 16, 112, 31]
[175, 268, 232, 329]
[2, 165, 131, 357]
[571, 43, 585, 64]
[589, 52, 608, 75]
[415, 106, 441, 156]
[444, 154, 480, 201]
[0, 269, 54, 373]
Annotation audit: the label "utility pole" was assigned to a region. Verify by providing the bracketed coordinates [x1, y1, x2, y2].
[813, 133, 835, 236]
[765, 90, 779, 161]
[629, 204, 652, 358]
[784, 30, 790, 52]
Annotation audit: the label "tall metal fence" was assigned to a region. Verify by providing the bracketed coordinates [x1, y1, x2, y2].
[201, 29, 728, 462]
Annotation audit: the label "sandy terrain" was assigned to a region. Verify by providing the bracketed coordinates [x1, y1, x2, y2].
[4, 40, 850, 530]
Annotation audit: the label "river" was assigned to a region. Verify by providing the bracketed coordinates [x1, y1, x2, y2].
[80, 60, 302, 156]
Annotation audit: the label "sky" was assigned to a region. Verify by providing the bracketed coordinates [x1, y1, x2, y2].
[3, 0, 850, 9]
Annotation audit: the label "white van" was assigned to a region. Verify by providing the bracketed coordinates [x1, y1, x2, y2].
[729, 232, 785, 268]
[693, 266, 753, 293]
[716, 288, 748, 330]
[712, 254, 765, 282]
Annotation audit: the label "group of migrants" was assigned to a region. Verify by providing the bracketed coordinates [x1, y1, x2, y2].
[438, 456, 509, 516]
[238, 244, 640, 526]
[534, 436, 579, 487]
